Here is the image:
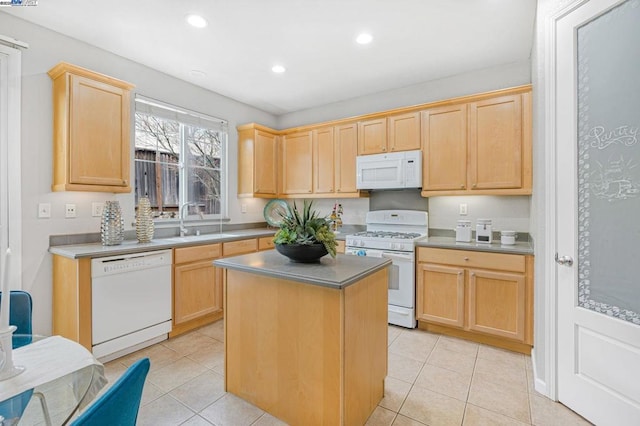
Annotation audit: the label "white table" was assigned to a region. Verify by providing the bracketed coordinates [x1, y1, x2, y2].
[0, 336, 107, 425]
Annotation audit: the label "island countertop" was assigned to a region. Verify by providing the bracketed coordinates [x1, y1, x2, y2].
[214, 250, 391, 289]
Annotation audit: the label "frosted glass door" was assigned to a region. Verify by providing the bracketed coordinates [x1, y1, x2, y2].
[576, 0, 640, 325]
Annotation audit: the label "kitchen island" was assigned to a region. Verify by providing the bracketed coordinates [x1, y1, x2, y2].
[214, 250, 391, 426]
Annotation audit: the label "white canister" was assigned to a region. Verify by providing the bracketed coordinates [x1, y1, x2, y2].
[500, 230, 517, 245]
[455, 220, 472, 242]
[475, 219, 493, 243]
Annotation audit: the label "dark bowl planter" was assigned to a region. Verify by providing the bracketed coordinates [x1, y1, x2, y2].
[275, 243, 328, 263]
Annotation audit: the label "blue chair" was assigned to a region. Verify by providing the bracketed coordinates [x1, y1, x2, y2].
[70, 357, 150, 426]
[2, 290, 33, 348]
[0, 290, 51, 425]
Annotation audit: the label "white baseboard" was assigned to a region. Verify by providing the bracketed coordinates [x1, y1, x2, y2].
[531, 347, 551, 398]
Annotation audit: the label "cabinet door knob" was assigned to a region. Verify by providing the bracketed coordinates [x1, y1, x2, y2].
[464, 257, 469, 261]
[472, 183, 477, 188]
[337, 188, 341, 192]
[382, 147, 386, 152]
[470, 272, 475, 277]
[458, 272, 463, 276]
[460, 184, 465, 189]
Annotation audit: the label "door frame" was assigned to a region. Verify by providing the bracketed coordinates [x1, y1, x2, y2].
[541, 0, 591, 401]
[542, 0, 637, 405]
[0, 41, 23, 290]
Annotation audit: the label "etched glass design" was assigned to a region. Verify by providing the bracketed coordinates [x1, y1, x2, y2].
[576, 0, 640, 324]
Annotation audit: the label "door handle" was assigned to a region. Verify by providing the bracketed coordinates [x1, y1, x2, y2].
[555, 253, 574, 267]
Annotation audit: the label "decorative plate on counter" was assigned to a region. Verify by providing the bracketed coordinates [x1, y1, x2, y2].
[263, 199, 289, 227]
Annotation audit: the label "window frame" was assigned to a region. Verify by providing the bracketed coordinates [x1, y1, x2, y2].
[134, 95, 229, 221]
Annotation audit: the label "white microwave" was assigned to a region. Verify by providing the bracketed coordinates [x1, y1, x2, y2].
[356, 150, 422, 190]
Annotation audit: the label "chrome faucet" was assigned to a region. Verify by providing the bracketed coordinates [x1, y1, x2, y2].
[179, 202, 195, 237]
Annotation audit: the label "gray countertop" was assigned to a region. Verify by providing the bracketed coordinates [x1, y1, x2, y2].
[49, 228, 276, 259]
[417, 236, 534, 255]
[214, 250, 392, 289]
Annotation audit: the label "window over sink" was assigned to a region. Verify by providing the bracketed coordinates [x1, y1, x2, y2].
[134, 96, 228, 220]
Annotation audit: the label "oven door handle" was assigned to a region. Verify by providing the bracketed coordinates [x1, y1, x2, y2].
[381, 252, 413, 262]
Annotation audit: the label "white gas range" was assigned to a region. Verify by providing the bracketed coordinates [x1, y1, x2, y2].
[345, 210, 428, 328]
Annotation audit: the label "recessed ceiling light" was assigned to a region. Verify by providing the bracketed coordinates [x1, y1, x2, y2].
[272, 65, 286, 73]
[186, 14, 208, 28]
[356, 33, 373, 45]
[189, 70, 207, 78]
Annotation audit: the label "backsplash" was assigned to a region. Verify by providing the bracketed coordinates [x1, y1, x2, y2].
[428, 195, 531, 232]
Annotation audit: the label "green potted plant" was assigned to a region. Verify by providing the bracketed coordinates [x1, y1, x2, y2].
[273, 200, 337, 262]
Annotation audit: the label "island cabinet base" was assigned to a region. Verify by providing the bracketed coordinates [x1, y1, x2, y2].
[223, 268, 388, 426]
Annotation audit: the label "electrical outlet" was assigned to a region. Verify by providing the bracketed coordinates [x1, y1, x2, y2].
[459, 203, 468, 215]
[241, 203, 247, 213]
[65, 203, 77, 218]
[92, 202, 104, 217]
[38, 203, 51, 218]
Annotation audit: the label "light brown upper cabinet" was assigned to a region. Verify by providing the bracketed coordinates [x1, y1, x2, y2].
[421, 105, 468, 191]
[469, 94, 527, 191]
[357, 118, 387, 155]
[281, 131, 313, 195]
[238, 85, 531, 199]
[313, 127, 335, 194]
[421, 88, 532, 197]
[387, 112, 421, 152]
[279, 124, 362, 199]
[358, 113, 420, 155]
[334, 123, 358, 194]
[48, 62, 134, 193]
[238, 124, 279, 198]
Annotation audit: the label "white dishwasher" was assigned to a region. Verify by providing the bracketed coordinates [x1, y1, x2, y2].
[91, 249, 172, 360]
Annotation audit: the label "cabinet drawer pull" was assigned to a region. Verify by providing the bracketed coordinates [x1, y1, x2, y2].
[464, 257, 469, 261]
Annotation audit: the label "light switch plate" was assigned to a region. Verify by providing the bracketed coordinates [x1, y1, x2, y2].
[241, 203, 247, 213]
[65, 203, 77, 218]
[38, 203, 51, 218]
[92, 202, 104, 217]
[459, 203, 468, 215]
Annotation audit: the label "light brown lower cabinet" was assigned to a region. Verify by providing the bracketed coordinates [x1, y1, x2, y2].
[171, 243, 224, 337]
[171, 238, 261, 337]
[416, 247, 533, 354]
[258, 236, 275, 251]
[222, 238, 258, 257]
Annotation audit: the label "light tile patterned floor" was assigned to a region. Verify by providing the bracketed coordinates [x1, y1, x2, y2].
[94, 321, 591, 425]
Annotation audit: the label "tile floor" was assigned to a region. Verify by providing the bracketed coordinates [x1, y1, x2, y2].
[95, 321, 591, 425]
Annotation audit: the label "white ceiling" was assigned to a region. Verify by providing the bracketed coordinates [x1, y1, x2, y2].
[5, 0, 537, 115]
